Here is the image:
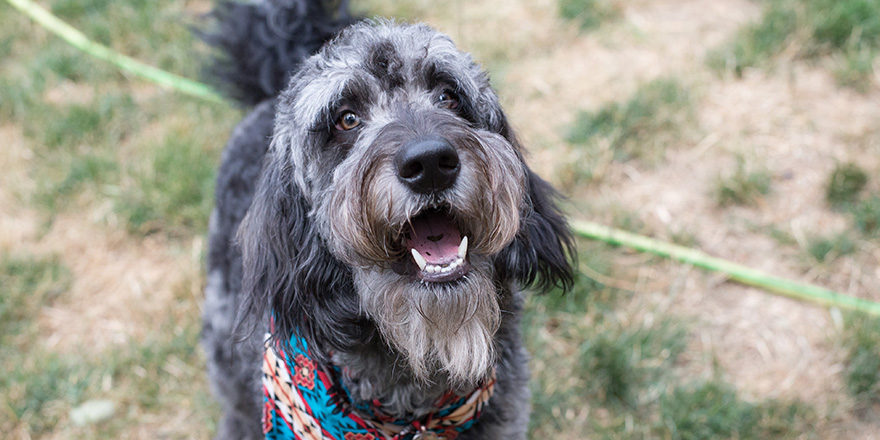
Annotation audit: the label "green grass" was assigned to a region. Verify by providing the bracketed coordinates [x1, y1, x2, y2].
[0, 253, 73, 434]
[767, 224, 799, 247]
[0, 254, 70, 346]
[708, 0, 880, 89]
[558, 0, 623, 31]
[810, 0, 880, 50]
[565, 78, 695, 184]
[0, 75, 38, 120]
[527, 243, 687, 437]
[840, 313, 880, 402]
[525, 243, 822, 438]
[658, 380, 817, 440]
[51, 153, 119, 199]
[575, 318, 687, 408]
[827, 162, 869, 208]
[714, 160, 772, 207]
[706, 1, 799, 75]
[806, 232, 857, 263]
[833, 42, 878, 91]
[825, 164, 880, 240]
[25, 101, 107, 151]
[33, 43, 112, 85]
[2, 351, 94, 435]
[115, 127, 219, 235]
[851, 195, 880, 236]
[49, 0, 201, 76]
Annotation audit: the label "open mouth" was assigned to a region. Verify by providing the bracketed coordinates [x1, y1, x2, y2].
[405, 208, 470, 283]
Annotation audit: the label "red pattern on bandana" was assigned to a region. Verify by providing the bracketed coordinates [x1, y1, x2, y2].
[293, 354, 316, 390]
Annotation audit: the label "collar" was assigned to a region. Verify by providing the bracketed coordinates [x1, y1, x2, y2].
[262, 333, 496, 440]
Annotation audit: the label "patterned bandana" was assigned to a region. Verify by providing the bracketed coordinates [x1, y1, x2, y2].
[262, 333, 496, 440]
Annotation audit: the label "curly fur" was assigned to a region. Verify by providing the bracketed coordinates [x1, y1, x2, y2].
[201, 1, 575, 438]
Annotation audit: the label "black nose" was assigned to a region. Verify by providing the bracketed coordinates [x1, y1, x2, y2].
[395, 137, 460, 193]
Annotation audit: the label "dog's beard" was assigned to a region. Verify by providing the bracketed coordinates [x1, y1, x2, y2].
[355, 258, 500, 388]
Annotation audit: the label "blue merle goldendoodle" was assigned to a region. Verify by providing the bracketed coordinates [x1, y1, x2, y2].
[201, 1, 575, 438]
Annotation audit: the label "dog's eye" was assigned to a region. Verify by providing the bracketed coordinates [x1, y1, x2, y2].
[437, 90, 459, 110]
[335, 111, 361, 131]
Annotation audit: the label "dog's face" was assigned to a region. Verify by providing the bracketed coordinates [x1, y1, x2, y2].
[240, 21, 573, 388]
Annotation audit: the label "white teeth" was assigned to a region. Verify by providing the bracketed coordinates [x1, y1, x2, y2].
[412, 236, 469, 277]
[419, 256, 465, 275]
[458, 236, 468, 260]
[411, 248, 427, 271]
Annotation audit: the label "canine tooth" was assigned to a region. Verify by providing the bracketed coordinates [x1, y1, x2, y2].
[411, 249, 427, 271]
[458, 236, 468, 260]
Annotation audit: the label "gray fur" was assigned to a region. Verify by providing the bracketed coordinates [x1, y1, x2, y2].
[204, 19, 574, 440]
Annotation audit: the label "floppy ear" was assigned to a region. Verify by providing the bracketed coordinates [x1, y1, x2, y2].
[496, 167, 577, 293]
[237, 151, 365, 360]
[491, 113, 576, 294]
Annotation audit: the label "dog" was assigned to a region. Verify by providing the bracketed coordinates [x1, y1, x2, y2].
[201, 1, 575, 438]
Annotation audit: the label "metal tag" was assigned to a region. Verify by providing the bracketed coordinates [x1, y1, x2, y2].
[413, 430, 442, 440]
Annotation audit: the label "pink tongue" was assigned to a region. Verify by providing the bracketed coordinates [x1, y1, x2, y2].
[406, 213, 462, 265]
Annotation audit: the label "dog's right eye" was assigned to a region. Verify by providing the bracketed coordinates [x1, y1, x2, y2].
[437, 90, 460, 110]
[335, 111, 361, 131]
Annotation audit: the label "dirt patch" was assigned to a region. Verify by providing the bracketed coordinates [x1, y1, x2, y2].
[34, 215, 202, 353]
[0, 125, 200, 354]
[42, 80, 96, 106]
[0, 125, 39, 250]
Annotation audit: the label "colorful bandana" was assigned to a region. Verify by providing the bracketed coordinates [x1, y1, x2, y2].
[262, 334, 496, 440]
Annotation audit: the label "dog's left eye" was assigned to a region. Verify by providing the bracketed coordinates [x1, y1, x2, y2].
[437, 90, 460, 110]
[335, 111, 361, 131]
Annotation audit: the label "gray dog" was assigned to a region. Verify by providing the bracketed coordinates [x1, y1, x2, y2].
[201, 1, 574, 438]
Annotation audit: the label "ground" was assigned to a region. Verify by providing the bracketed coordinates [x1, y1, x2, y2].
[1, 0, 879, 438]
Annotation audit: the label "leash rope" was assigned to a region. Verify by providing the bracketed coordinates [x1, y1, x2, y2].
[572, 220, 880, 316]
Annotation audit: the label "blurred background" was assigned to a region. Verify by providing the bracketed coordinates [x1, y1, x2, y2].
[1, 0, 879, 438]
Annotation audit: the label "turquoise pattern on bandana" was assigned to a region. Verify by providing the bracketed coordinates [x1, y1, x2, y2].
[262, 331, 496, 440]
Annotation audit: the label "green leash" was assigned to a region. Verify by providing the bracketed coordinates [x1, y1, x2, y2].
[572, 221, 880, 316]
[5, 0, 226, 104]
[8, 0, 879, 316]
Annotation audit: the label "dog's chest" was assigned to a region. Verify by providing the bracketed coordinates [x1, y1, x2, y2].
[262, 337, 496, 439]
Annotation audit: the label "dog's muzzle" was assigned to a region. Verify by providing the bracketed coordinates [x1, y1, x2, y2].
[395, 137, 469, 283]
